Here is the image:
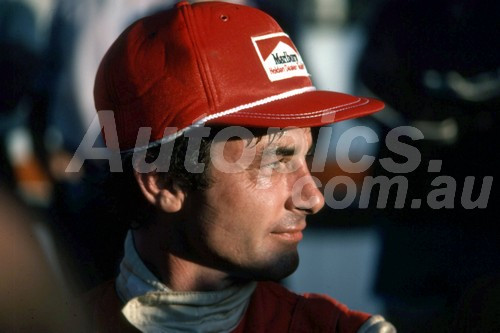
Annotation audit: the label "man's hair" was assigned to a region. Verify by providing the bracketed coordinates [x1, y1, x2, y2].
[108, 134, 214, 229]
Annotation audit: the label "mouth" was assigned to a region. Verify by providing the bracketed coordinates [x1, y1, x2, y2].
[271, 230, 304, 242]
[270, 221, 306, 242]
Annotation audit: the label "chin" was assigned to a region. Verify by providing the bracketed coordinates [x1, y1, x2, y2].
[247, 251, 300, 282]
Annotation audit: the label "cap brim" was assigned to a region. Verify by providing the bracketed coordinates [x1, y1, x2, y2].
[206, 90, 384, 129]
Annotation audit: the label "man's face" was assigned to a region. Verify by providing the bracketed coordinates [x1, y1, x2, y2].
[181, 127, 325, 281]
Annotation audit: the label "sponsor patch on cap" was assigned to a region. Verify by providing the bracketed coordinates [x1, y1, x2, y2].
[251, 32, 309, 82]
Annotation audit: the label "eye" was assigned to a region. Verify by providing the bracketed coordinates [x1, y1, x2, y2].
[265, 157, 301, 172]
[266, 159, 286, 170]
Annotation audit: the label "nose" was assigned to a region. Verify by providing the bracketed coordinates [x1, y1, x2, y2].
[287, 167, 325, 215]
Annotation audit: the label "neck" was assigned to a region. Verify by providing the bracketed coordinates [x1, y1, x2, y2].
[133, 227, 233, 292]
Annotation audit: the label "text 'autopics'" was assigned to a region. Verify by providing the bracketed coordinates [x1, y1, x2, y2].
[66, 111, 493, 210]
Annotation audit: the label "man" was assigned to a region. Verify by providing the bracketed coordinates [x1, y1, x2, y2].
[86, 1, 395, 332]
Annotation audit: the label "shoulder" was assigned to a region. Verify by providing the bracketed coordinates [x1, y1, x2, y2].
[237, 281, 395, 333]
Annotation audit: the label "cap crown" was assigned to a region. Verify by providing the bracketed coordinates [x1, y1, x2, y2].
[94, 1, 312, 150]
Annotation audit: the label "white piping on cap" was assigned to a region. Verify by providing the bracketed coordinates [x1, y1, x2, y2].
[122, 86, 316, 153]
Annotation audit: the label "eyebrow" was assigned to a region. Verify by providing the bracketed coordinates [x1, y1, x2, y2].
[275, 146, 297, 157]
[261, 141, 315, 158]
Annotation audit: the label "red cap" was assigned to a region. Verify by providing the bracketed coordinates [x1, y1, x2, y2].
[94, 1, 384, 152]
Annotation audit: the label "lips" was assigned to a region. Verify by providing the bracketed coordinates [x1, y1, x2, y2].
[270, 221, 306, 242]
[271, 230, 304, 242]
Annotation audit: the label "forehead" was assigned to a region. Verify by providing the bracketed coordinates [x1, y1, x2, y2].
[207, 127, 312, 170]
[259, 127, 312, 149]
[213, 127, 312, 152]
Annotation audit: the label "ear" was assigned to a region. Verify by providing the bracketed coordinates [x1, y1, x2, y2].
[134, 171, 186, 213]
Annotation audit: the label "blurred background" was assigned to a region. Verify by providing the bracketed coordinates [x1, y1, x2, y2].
[1, 0, 498, 331]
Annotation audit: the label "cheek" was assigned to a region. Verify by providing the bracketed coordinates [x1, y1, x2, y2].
[200, 172, 293, 248]
[211, 174, 284, 217]
[200, 189, 273, 246]
[198, 189, 250, 241]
